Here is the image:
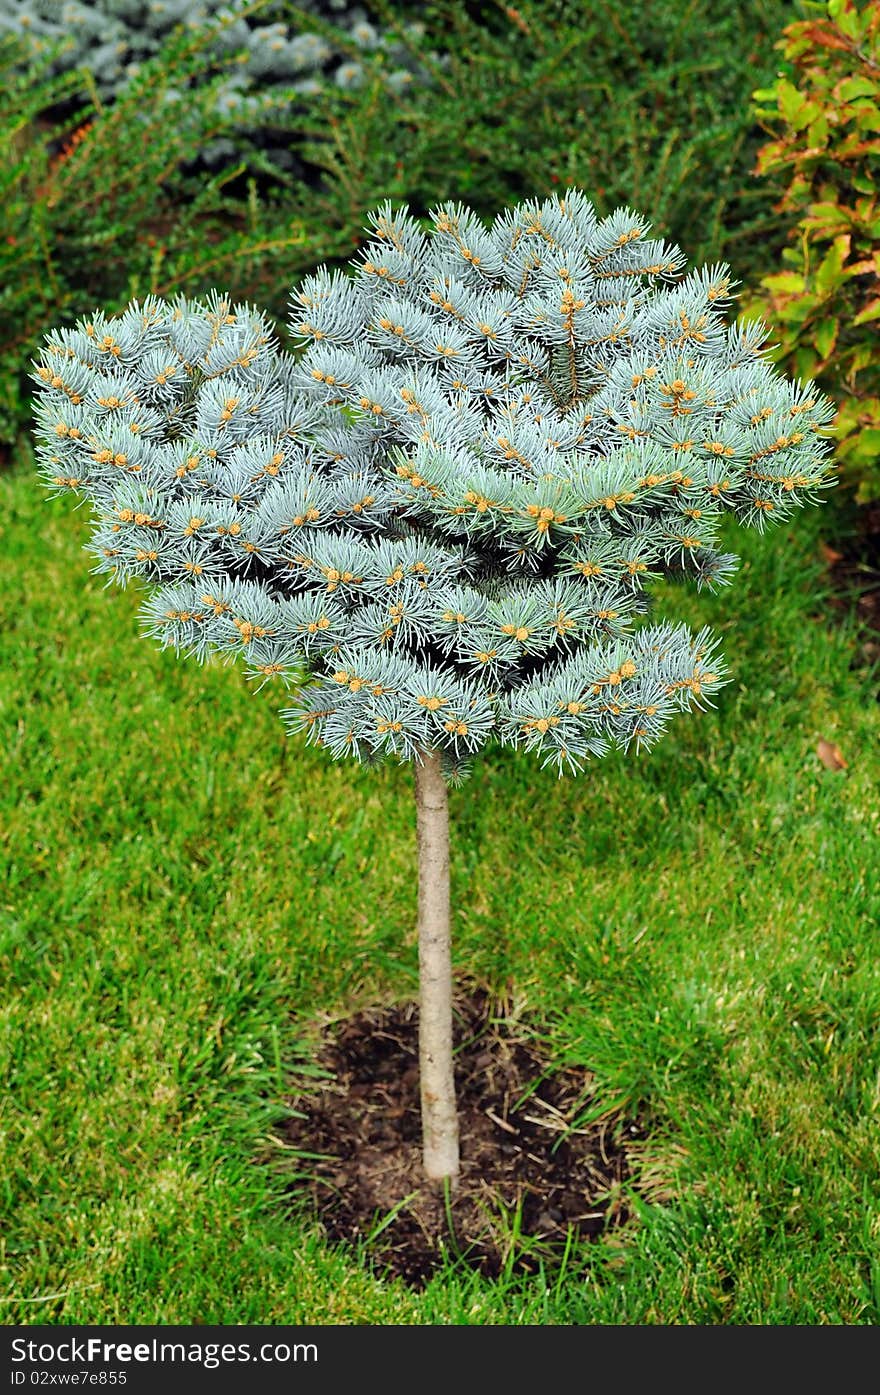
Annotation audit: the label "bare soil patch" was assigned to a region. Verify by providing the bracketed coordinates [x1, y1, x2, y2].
[281, 987, 650, 1286]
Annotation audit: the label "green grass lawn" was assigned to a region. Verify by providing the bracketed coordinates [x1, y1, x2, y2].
[1, 453, 878, 1325]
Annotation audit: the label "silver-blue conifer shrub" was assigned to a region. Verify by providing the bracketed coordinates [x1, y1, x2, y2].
[31, 192, 835, 781]
[31, 189, 837, 1186]
[0, 0, 427, 167]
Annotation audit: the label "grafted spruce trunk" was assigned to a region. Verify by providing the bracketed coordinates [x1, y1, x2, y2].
[415, 747, 460, 1187]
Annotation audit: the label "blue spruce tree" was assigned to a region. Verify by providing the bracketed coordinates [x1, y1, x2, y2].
[31, 191, 835, 1185]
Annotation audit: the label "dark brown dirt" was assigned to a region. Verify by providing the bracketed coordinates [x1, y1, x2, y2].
[280, 987, 650, 1287]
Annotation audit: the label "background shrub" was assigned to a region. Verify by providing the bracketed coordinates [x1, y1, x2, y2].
[0, 21, 386, 453]
[0, 0, 805, 462]
[0, 1, 428, 109]
[0, 0, 432, 176]
[351, 0, 799, 279]
[749, 0, 880, 503]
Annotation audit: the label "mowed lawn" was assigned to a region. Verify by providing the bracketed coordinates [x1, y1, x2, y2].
[1, 454, 878, 1325]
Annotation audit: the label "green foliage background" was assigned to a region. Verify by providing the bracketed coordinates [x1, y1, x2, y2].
[747, 0, 880, 501]
[3, 0, 801, 444]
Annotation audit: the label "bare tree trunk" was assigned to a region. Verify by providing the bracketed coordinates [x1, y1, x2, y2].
[415, 747, 460, 1188]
